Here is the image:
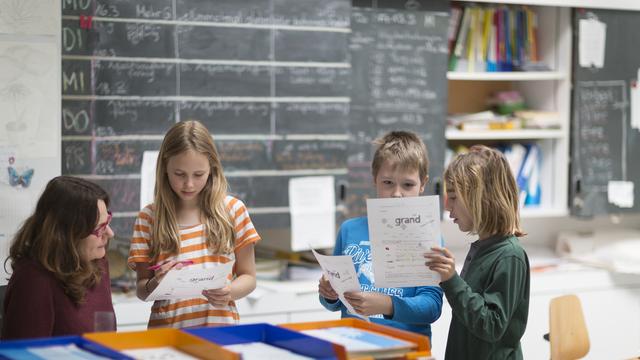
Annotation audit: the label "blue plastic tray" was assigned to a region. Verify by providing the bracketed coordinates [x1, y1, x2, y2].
[186, 323, 339, 360]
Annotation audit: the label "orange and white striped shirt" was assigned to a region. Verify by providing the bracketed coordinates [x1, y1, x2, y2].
[127, 196, 260, 329]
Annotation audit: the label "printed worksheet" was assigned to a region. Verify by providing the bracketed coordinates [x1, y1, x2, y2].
[146, 261, 234, 301]
[366, 196, 441, 288]
[123, 347, 200, 360]
[311, 249, 367, 320]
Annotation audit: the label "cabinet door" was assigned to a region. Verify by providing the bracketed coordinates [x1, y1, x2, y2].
[289, 310, 341, 323]
[523, 288, 640, 359]
[579, 288, 640, 359]
[240, 313, 289, 325]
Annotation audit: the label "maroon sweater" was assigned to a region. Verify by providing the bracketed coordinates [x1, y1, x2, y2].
[2, 257, 115, 340]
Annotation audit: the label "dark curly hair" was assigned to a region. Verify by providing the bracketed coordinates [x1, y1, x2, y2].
[6, 176, 110, 304]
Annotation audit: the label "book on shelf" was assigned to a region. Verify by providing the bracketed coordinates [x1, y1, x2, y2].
[515, 143, 541, 207]
[448, 4, 463, 55]
[301, 326, 416, 358]
[450, 143, 542, 208]
[449, 5, 471, 72]
[448, 111, 520, 131]
[515, 110, 561, 129]
[447, 2, 545, 72]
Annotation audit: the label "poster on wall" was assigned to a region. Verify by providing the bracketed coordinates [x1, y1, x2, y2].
[0, 0, 58, 35]
[0, 39, 59, 284]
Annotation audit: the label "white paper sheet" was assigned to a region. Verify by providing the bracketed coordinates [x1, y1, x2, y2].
[0, 147, 57, 285]
[24, 344, 107, 360]
[311, 249, 367, 320]
[579, 17, 606, 68]
[123, 347, 200, 360]
[366, 196, 442, 288]
[607, 180, 634, 208]
[140, 151, 159, 209]
[0, 0, 58, 35]
[289, 176, 336, 251]
[631, 69, 640, 131]
[146, 261, 234, 301]
[0, 41, 58, 156]
[224, 342, 313, 360]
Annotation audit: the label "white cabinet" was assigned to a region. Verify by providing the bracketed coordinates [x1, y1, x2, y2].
[236, 280, 342, 324]
[430, 267, 640, 360]
[112, 280, 342, 332]
[447, 4, 572, 218]
[112, 293, 152, 332]
[522, 269, 640, 360]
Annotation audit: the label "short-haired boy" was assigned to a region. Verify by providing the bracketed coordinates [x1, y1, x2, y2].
[319, 131, 443, 339]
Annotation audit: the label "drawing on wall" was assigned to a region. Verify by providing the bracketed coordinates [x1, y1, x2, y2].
[0, 40, 59, 285]
[0, 41, 57, 157]
[0, 0, 57, 35]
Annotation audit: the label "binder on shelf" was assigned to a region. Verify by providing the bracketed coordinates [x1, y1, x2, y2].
[84, 328, 239, 360]
[448, 3, 542, 73]
[503, 143, 528, 180]
[185, 323, 344, 360]
[281, 318, 431, 360]
[448, 4, 463, 55]
[0, 335, 128, 360]
[516, 144, 540, 207]
[525, 145, 542, 206]
[449, 6, 471, 71]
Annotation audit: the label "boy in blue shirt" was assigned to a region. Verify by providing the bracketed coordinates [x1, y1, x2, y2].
[318, 131, 443, 340]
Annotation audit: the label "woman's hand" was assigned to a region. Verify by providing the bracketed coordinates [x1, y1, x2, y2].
[343, 291, 393, 317]
[318, 275, 339, 301]
[424, 246, 457, 282]
[202, 286, 232, 308]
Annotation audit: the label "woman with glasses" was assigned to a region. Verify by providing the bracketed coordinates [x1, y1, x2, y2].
[2, 176, 116, 339]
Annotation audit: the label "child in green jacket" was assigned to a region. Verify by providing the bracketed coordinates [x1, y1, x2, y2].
[425, 145, 530, 360]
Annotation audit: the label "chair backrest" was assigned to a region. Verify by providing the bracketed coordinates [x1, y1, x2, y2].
[549, 294, 590, 360]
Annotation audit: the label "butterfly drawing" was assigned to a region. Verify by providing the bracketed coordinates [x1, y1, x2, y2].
[8, 166, 34, 188]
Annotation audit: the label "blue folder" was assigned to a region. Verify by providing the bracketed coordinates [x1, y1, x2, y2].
[185, 323, 339, 360]
[0, 335, 130, 359]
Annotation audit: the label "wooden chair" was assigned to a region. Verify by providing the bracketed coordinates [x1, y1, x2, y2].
[548, 294, 590, 360]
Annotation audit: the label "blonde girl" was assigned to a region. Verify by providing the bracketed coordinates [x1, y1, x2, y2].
[128, 120, 260, 329]
[425, 145, 530, 360]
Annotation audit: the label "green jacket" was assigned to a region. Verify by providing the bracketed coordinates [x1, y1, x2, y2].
[441, 235, 530, 360]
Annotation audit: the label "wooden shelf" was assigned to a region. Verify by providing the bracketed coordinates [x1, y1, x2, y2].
[444, 206, 568, 219]
[446, 128, 565, 140]
[520, 206, 569, 218]
[447, 71, 566, 81]
[455, 0, 640, 11]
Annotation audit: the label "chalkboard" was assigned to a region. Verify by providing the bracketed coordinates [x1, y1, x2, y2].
[346, 3, 449, 215]
[571, 9, 640, 216]
[61, 0, 450, 251]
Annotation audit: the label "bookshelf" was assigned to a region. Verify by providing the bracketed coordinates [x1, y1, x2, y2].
[447, 4, 571, 217]
[447, 71, 565, 81]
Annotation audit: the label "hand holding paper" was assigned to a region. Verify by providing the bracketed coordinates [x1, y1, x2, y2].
[311, 249, 368, 320]
[146, 261, 234, 301]
[343, 291, 393, 318]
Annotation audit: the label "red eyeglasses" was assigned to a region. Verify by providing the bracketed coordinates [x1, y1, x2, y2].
[91, 211, 112, 237]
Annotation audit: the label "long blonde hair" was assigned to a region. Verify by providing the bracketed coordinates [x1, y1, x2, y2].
[151, 120, 235, 260]
[7, 176, 109, 304]
[444, 145, 525, 238]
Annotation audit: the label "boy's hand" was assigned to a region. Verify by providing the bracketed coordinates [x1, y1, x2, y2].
[343, 291, 392, 317]
[424, 246, 457, 282]
[318, 275, 339, 301]
[202, 286, 232, 307]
